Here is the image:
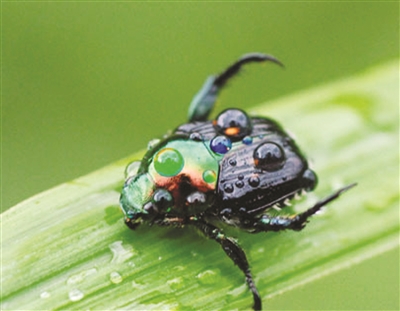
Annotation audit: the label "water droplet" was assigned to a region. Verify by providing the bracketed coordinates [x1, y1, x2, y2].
[125, 161, 141, 178]
[109, 241, 135, 264]
[242, 136, 253, 145]
[167, 277, 184, 291]
[228, 158, 237, 166]
[110, 271, 123, 284]
[67, 268, 97, 285]
[40, 291, 50, 299]
[147, 138, 161, 150]
[197, 270, 217, 285]
[189, 132, 203, 141]
[154, 148, 184, 177]
[235, 180, 244, 188]
[248, 175, 260, 187]
[132, 281, 145, 289]
[173, 265, 185, 271]
[210, 135, 232, 154]
[215, 109, 252, 141]
[223, 183, 234, 193]
[253, 142, 285, 171]
[69, 289, 84, 302]
[203, 169, 217, 184]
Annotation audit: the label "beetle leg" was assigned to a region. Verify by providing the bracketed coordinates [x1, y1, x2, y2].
[192, 219, 262, 311]
[188, 53, 283, 122]
[249, 184, 357, 233]
[153, 216, 186, 228]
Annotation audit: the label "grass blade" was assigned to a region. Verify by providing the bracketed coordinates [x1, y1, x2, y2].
[1, 60, 398, 310]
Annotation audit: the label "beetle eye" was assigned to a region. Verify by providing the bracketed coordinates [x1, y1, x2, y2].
[253, 142, 285, 171]
[153, 189, 173, 209]
[214, 109, 252, 141]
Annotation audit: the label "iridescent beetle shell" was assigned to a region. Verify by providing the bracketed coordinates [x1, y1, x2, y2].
[120, 108, 315, 228]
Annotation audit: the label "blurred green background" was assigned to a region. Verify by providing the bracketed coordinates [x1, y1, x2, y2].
[2, 2, 399, 310]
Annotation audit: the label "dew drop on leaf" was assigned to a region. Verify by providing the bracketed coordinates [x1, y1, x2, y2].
[68, 289, 84, 302]
[109, 241, 135, 264]
[110, 271, 123, 284]
[40, 291, 50, 299]
[196, 270, 217, 285]
[167, 277, 184, 291]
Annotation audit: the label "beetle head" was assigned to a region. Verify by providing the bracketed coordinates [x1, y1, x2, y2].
[122, 176, 178, 229]
[120, 171, 154, 229]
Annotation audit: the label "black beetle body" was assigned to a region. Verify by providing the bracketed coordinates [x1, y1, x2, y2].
[120, 53, 355, 310]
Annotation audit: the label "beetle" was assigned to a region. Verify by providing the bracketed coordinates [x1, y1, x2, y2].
[119, 53, 355, 310]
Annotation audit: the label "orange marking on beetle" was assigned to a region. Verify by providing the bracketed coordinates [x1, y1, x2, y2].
[225, 127, 240, 136]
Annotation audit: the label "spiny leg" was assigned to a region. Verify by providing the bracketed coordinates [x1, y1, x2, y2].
[188, 53, 283, 122]
[250, 183, 357, 233]
[193, 219, 262, 311]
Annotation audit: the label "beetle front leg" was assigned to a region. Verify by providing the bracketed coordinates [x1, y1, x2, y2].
[153, 216, 186, 227]
[187, 53, 283, 122]
[193, 219, 262, 311]
[250, 184, 356, 233]
[125, 216, 187, 230]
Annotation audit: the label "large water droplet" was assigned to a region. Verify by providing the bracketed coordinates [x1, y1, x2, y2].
[154, 148, 184, 177]
[69, 289, 84, 302]
[109, 241, 135, 264]
[40, 291, 50, 299]
[196, 270, 217, 285]
[214, 108, 252, 141]
[125, 161, 141, 178]
[110, 271, 123, 284]
[210, 135, 232, 154]
[167, 277, 184, 291]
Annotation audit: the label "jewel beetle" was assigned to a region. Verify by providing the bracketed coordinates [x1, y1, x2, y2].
[120, 53, 356, 310]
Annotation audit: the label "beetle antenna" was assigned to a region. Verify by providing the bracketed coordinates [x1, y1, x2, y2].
[188, 53, 283, 122]
[214, 53, 284, 88]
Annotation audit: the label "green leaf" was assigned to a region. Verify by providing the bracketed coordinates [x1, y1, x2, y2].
[1, 60, 398, 310]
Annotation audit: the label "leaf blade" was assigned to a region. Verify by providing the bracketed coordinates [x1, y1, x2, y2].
[1, 60, 399, 310]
